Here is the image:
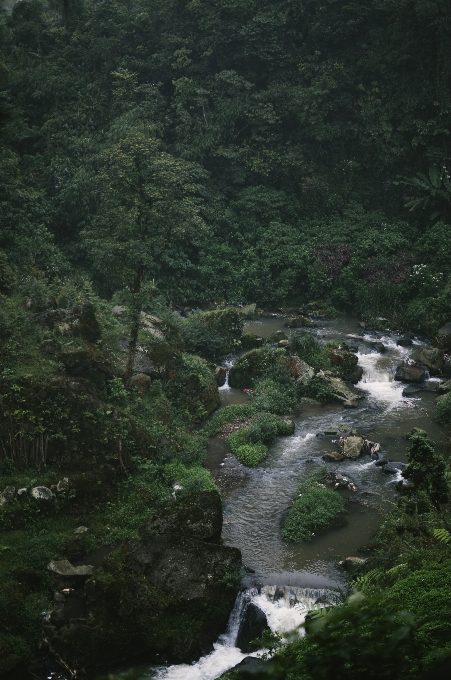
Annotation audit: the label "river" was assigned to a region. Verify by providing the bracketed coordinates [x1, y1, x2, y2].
[154, 315, 444, 680]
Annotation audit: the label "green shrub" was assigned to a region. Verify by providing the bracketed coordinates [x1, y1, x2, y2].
[203, 404, 256, 436]
[234, 443, 268, 466]
[282, 472, 344, 543]
[227, 412, 292, 466]
[435, 393, 451, 428]
[252, 377, 298, 414]
[289, 332, 331, 372]
[176, 309, 243, 359]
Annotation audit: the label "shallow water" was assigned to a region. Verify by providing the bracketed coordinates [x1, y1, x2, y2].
[155, 315, 445, 679]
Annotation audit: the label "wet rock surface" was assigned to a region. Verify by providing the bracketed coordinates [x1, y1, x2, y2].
[235, 602, 270, 653]
[394, 361, 427, 383]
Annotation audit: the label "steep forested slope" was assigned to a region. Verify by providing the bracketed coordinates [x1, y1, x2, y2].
[1, 0, 451, 327]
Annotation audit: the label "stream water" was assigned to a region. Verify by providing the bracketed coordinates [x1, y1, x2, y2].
[154, 315, 444, 680]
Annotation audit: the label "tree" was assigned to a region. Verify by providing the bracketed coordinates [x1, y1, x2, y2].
[399, 431, 449, 512]
[82, 125, 208, 385]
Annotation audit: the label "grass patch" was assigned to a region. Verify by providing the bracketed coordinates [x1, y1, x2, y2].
[282, 470, 345, 542]
[227, 412, 293, 467]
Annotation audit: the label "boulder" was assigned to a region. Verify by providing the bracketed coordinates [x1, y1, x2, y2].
[17, 488, 27, 497]
[47, 560, 94, 581]
[130, 373, 151, 393]
[238, 303, 260, 320]
[1, 486, 15, 502]
[437, 322, 451, 351]
[229, 348, 285, 388]
[345, 366, 364, 384]
[143, 491, 223, 543]
[268, 330, 288, 343]
[220, 656, 267, 677]
[338, 557, 367, 572]
[56, 478, 69, 492]
[35, 303, 101, 343]
[31, 486, 53, 501]
[286, 356, 314, 385]
[418, 348, 444, 376]
[240, 333, 264, 350]
[111, 305, 127, 317]
[402, 385, 422, 397]
[323, 452, 346, 462]
[371, 342, 386, 353]
[394, 361, 427, 383]
[236, 602, 270, 653]
[381, 462, 407, 475]
[397, 334, 413, 347]
[281, 418, 295, 435]
[215, 366, 227, 386]
[343, 436, 364, 458]
[343, 399, 359, 408]
[318, 374, 363, 404]
[278, 339, 289, 347]
[285, 315, 315, 328]
[74, 526, 89, 535]
[438, 379, 451, 395]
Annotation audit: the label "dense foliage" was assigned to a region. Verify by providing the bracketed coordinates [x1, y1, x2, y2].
[1, 1, 451, 678]
[1, 0, 451, 330]
[281, 470, 345, 543]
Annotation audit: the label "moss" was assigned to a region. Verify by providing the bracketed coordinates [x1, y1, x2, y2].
[228, 347, 287, 388]
[282, 470, 345, 543]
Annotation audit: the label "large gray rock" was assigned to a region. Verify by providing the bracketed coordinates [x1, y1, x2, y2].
[236, 602, 270, 653]
[437, 322, 451, 351]
[343, 436, 364, 459]
[143, 490, 223, 543]
[418, 348, 444, 376]
[31, 486, 53, 500]
[319, 374, 363, 404]
[394, 361, 427, 383]
[1, 486, 15, 502]
[47, 560, 94, 579]
[338, 556, 367, 572]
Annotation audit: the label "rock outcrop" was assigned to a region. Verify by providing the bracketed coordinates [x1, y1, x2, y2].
[51, 491, 241, 669]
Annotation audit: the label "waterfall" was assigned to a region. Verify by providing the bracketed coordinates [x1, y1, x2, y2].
[218, 357, 235, 392]
[153, 587, 339, 680]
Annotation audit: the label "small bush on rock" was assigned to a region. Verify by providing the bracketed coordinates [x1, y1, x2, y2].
[234, 443, 268, 466]
[282, 471, 344, 542]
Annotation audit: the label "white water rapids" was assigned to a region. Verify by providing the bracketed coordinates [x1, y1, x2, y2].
[153, 320, 444, 680]
[153, 587, 337, 680]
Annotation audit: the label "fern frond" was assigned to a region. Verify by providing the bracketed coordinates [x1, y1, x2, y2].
[433, 528, 451, 544]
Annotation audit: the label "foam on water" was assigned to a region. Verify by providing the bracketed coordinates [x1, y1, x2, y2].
[153, 587, 331, 680]
[356, 351, 406, 409]
[218, 357, 235, 392]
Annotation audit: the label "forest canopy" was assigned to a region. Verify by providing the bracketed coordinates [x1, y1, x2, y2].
[1, 0, 451, 331]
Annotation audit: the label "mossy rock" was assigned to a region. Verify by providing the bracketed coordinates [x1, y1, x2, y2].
[139, 315, 183, 368]
[165, 354, 220, 419]
[52, 492, 242, 668]
[142, 490, 223, 543]
[229, 348, 286, 388]
[240, 333, 264, 350]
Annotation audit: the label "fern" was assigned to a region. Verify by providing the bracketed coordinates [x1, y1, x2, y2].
[433, 528, 451, 544]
